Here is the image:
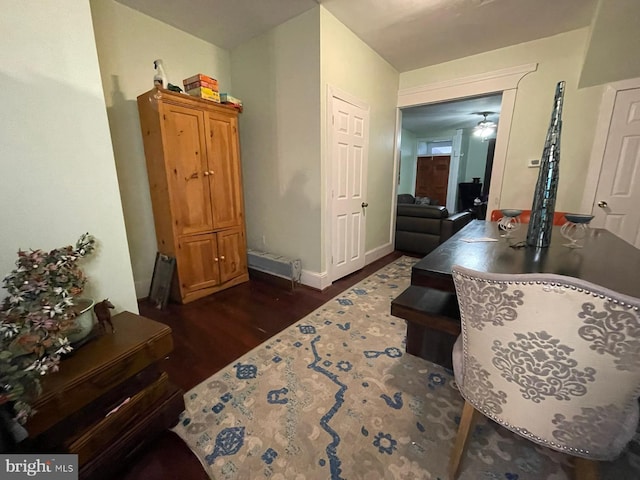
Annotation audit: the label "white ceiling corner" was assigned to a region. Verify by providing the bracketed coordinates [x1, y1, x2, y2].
[115, 0, 321, 50]
[116, 0, 598, 71]
[114, 0, 598, 132]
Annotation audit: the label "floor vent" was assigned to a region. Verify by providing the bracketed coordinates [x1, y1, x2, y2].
[247, 249, 302, 288]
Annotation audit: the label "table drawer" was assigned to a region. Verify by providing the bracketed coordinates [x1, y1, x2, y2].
[67, 371, 170, 466]
[29, 364, 162, 451]
[28, 313, 173, 438]
[79, 384, 184, 480]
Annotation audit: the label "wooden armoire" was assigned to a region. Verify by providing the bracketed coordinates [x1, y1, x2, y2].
[137, 88, 248, 303]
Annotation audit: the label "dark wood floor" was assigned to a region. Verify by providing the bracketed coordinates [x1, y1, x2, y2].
[119, 251, 408, 480]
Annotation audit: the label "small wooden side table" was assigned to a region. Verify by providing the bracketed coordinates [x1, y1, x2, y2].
[23, 312, 185, 480]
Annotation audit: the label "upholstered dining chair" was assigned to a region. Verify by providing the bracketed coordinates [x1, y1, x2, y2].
[449, 265, 640, 480]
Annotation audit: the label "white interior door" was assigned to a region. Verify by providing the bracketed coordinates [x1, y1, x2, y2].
[590, 87, 640, 248]
[331, 95, 369, 281]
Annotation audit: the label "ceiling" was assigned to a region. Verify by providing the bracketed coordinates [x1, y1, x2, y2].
[402, 94, 503, 135]
[116, 0, 598, 72]
[115, 0, 597, 133]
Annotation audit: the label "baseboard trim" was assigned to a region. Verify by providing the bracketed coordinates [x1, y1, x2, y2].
[134, 243, 394, 300]
[365, 243, 394, 264]
[300, 243, 395, 291]
[136, 244, 396, 298]
[300, 269, 331, 291]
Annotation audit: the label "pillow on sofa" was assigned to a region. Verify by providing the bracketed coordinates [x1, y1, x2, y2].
[397, 194, 415, 204]
[414, 196, 432, 205]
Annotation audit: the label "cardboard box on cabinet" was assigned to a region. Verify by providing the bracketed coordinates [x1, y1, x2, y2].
[183, 74, 219, 92]
[186, 86, 220, 103]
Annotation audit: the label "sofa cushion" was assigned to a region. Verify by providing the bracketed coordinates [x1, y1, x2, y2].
[396, 204, 448, 219]
[397, 194, 415, 204]
[414, 196, 432, 205]
[394, 205, 474, 256]
[396, 215, 442, 235]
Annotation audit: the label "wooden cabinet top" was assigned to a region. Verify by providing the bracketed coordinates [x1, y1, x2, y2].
[27, 312, 173, 437]
[137, 88, 240, 116]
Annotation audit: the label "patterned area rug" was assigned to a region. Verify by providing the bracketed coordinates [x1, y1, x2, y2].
[173, 257, 640, 479]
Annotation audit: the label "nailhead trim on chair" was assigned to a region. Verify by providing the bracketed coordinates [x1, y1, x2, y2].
[464, 396, 593, 455]
[454, 271, 640, 310]
[453, 269, 640, 459]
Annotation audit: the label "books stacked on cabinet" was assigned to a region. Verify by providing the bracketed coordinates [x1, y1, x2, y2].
[220, 93, 243, 112]
[183, 73, 220, 102]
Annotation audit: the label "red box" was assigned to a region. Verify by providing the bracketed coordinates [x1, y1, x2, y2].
[183, 74, 218, 91]
[183, 79, 218, 92]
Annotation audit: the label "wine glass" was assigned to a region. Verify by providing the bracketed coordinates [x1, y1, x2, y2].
[498, 209, 522, 238]
[560, 214, 594, 248]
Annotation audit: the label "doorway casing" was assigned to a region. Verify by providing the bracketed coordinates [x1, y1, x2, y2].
[393, 63, 538, 225]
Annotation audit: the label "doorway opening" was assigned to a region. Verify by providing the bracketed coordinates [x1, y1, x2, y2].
[394, 63, 538, 224]
[398, 93, 502, 215]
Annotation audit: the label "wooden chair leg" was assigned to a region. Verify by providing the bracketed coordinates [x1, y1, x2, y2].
[574, 457, 599, 480]
[448, 400, 480, 480]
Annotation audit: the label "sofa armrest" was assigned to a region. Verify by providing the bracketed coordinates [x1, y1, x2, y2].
[397, 204, 448, 219]
[441, 211, 474, 242]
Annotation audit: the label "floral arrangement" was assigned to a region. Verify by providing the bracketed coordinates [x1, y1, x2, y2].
[0, 233, 96, 424]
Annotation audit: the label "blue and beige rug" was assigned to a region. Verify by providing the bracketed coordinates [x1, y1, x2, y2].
[173, 257, 640, 479]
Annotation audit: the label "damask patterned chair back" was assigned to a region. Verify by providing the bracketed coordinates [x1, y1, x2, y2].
[449, 265, 640, 478]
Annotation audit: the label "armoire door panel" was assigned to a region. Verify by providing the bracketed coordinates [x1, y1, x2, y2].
[177, 234, 220, 293]
[217, 228, 247, 284]
[206, 112, 242, 229]
[163, 104, 213, 235]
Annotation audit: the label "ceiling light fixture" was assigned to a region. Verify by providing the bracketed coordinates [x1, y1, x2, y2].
[473, 112, 497, 141]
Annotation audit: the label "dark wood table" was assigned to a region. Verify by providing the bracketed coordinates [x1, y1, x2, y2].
[412, 219, 640, 298]
[394, 219, 640, 367]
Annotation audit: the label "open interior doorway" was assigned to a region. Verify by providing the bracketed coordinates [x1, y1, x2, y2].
[398, 93, 502, 215]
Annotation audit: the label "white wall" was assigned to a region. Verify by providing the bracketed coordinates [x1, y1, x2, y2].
[400, 28, 603, 213]
[0, 0, 137, 313]
[398, 129, 416, 194]
[580, 0, 640, 88]
[464, 135, 489, 182]
[231, 6, 398, 279]
[90, 0, 231, 297]
[231, 8, 322, 272]
[321, 7, 399, 257]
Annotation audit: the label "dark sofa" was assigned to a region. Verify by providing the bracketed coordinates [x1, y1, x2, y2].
[395, 194, 473, 255]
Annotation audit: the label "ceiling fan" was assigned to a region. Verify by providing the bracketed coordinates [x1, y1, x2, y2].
[473, 111, 497, 140]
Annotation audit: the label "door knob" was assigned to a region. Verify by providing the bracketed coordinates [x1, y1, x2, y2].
[361, 202, 369, 208]
[597, 200, 608, 208]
